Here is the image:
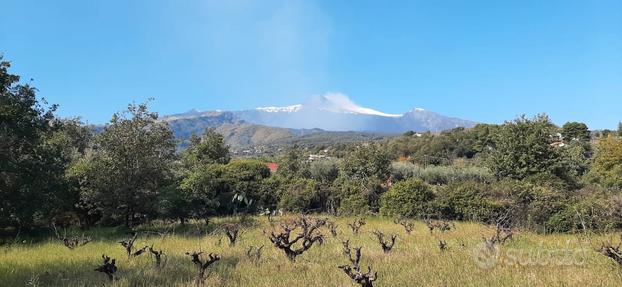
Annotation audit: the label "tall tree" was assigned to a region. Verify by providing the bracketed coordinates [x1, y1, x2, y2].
[487, 114, 559, 180]
[561, 122, 590, 142]
[277, 145, 304, 178]
[46, 118, 94, 224]
[179, 163, 227, 221]
[70, 103, 175, 227]
[341, 143, 391, 181]
[0, 57, 73, 229]
[225, 159, 271, 213]
[183, 128, 230, 167]
[587, 136, 622, 190]
[178, 128, 232, 220]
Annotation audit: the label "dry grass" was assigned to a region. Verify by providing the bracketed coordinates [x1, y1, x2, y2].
[1, 216, 621, 287]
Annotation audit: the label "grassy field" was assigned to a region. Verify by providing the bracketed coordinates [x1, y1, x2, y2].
[1, 216, 620, 287]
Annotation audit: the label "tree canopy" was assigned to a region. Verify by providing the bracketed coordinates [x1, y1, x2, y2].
[0, 57, 75, 228]
[70, 103, 176, 227]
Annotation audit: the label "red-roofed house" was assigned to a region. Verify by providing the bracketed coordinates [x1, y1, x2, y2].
[266, 162, 279, 173]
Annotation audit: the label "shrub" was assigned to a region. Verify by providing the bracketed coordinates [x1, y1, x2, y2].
[550, 188, 622, 232]
[435, 181, 504, 221]
[488, 180, 622, 233]
[257, 176, 285, 210]
[225, 159, 271, 212]
[489, 180, 567, 231]
[390, 162, 494, 185]
[521, 186, 568, 232]
[334, 180, 372, 215]
[341, 144, 392, 180]
[339, 194, 372, 215]
[380, 179, 434, 217]
[586, 136, 622, 190]
[308, 159, 340, 183]
[278, 178, 320, 212]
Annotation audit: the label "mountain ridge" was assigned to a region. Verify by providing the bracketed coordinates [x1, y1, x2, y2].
[228, 93, 476, 133]
[159, 93, 476, 149]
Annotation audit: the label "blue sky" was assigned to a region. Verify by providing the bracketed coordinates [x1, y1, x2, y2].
[1, 0, 621, 129]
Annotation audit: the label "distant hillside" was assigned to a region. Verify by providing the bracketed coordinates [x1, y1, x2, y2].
[157, 93, 476, 150]
[162, 111, 389, 151]
[169, 93, 475, 135]
[165, 111, 241, 140]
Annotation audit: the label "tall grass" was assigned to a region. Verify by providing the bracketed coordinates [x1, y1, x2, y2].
[0, 216, 620, 287]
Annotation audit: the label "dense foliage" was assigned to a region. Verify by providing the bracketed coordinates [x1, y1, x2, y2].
[0, 58, 85, 229]
[69, 103, 176, 227]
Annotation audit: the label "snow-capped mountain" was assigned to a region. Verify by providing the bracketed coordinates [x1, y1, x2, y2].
[255, 104, 302, 113]
[290, 93, 401, 118]
[230, 93, 475, 133]
[163, 93, 476, 137]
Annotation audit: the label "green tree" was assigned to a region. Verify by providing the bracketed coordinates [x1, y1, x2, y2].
[471, 124, 500, 154]
[561, 122, 590, 142]
[486, 115, 559, 180]
[341, 143, 391, 180]
[308, 159, 340, 183]
[379, 179, 434, 218]
[178, 128, 232, 219]
[0, 57, 78, 229]
[551, 140, 591, 187]
[587, 136, 622, 190]
[618, 122, 622, 137]
[277, 145, 304, 178]
[179, 164, 227, 221]
[183, 128, 230, 166]
[388, 127, 488, 165]
[157, 182, 192, 225]
[278, 178, 319, 212]
[70, 103, 176, 227]
[225, 159, 271, 213]
[333, 177, 382, 215]
[257, 175, 285, 210]
[435, 181, 501, 221]
[47, 118, 94, 225]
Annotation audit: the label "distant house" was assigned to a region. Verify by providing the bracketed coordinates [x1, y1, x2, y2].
[266, 162, 279, 173]
[308, 154, 328, 161]
[306, 149, 331, 162]
[550, 141, 566, 148]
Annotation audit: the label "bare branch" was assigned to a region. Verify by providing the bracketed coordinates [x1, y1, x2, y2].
[482, 214, 514, 249]
[394, 218, 415, 234]
[268, 216, 326, 261]
[223, 223, 244, 246]
[338, 243, 377, 287]
[597, 234, 622, 266]
[438, 240, 448, 251]
[186, 251, 221, 287]
[342, 240, 361, 268]
[348, 218, 366, 235]
[327, 221, 339, 237]
[94, 254, 117, 281]
[51, 223, 91, 249]
[119, 233, 148, 258]
[372, 230, 397, 253]
[148, 244, 166, 268]
[424, 219, 453, 234]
